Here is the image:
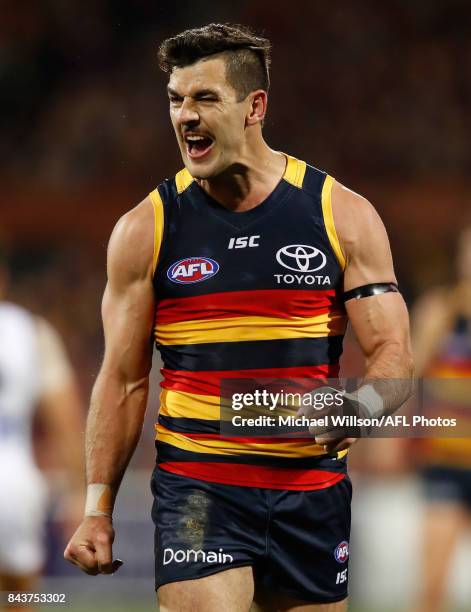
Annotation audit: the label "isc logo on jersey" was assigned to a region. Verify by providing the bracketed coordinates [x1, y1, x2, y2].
[167, 257, 219, 284]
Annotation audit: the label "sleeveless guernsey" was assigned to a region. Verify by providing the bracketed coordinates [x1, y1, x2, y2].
[149, 154, 349, 489]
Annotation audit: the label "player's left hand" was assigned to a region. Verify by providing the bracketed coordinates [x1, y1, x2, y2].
[296, 385, 369, 443]
[296, 385, 351, 440]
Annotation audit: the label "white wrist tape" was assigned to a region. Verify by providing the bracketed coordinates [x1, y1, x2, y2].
[85, 484, 114, 518]
[356, 384, 385, 419]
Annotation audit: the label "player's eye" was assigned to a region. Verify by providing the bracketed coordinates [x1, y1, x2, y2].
[197, 96, 217, 102]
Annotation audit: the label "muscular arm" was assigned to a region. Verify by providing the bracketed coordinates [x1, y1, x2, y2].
[314, 183, 413, 452]
[86, 196, 155, 503]
[333, 181, 413, 391]
[65, 196, 156, 574]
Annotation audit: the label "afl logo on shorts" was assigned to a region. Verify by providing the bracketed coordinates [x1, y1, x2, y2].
[167, 257, 219, 284]
[334, 541, 349, 564]
[276, 245, 327, 272]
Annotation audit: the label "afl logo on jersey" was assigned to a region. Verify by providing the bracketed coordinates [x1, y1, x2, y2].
[276, 245, 327, 272]
[167, 257, 219, 284]
[334, 541, 349, 564]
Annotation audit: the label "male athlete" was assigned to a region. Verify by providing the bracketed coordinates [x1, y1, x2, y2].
[0, 246, 84, 612]
[64, 24, 413, 612]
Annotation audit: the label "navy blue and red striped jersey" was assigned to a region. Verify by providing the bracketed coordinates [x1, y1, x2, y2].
[149, 153, 349, 489]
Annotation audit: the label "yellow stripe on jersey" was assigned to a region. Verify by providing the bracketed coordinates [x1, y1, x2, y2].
[155, 311, 348, 345]
[160, 388, 219, 420]
[175, 154, 305, 195]
[175, 167, 194, 194]
[283, 154, 307, 188]
[156, 423, 330, 458]
[160, 388, 298, 420]
[149, 189, 165, 274]
[321, 175, 346, 271]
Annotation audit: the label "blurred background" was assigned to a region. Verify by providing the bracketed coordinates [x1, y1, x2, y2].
[1, 1, 470, 611]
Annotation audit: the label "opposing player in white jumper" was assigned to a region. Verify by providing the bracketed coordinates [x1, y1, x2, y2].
[0, 247, 84, 612]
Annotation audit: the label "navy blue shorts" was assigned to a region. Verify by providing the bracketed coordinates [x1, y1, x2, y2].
[421, 465, 471, 510]
[150, 466, 352, 604]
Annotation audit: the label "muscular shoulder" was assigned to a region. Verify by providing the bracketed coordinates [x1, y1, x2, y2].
[107, 196, 155, 284]
[331, 181, 385, 259]
[330, 180, 396, 288]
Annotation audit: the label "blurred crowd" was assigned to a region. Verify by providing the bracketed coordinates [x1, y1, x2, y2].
[1, 1, 471, 188]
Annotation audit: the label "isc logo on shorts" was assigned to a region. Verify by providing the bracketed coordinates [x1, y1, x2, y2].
[334, 541, 349, 563]
[167, 257, 219, 284]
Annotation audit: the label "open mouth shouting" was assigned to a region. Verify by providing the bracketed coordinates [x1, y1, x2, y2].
[184, 132, 215, 160]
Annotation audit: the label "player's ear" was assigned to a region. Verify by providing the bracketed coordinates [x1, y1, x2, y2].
[246, 90, 267, 126]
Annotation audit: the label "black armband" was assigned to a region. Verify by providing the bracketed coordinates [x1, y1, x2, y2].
[342, 282, 399, 302]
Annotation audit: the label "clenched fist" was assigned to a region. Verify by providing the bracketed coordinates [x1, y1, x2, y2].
[64, 516, 123, 575]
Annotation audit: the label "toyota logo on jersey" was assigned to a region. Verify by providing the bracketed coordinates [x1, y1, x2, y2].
[334, 541, 349, 564]
[167, 257, 220, 284]
[276, 244, 327, 272]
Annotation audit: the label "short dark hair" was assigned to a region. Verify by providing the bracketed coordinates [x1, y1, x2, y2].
[158, 23, 271, 101]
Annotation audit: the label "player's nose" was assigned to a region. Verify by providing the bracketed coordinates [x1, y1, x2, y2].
[177, 98, 200, 126]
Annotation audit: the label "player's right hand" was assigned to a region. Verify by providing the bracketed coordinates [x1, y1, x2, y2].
[64, 516, 123, 575]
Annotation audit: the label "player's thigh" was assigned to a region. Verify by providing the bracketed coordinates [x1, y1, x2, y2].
[419, 468, 470, 569]
[420, 502, 467, 577]
[157, 565, 255, 612]
[410, 502, 468, 612]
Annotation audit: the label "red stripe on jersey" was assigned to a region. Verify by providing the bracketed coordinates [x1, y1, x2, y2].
[161, 364, 339, 396]
[156, 289, 340, 325]
[159, 461, 345, 490]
